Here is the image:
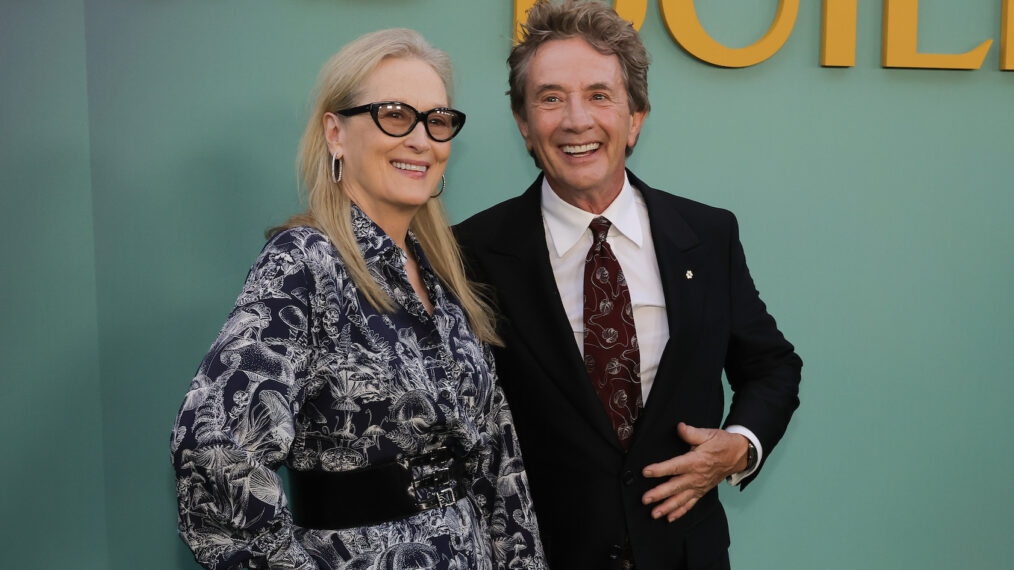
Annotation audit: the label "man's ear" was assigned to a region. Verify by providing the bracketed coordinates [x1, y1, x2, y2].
[627, 109, 647, 149]
[513, 111, 533, 152]
[323, 112, 345, 157]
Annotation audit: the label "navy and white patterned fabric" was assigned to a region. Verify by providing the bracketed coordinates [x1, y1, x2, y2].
[171, 205, 546, 570]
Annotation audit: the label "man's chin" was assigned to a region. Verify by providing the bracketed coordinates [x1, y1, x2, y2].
[545, 170, 613, 196]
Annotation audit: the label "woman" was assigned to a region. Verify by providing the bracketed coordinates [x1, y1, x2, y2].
[171, 29, 545, 570]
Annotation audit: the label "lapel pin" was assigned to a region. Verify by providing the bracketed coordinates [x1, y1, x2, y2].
[686, 270, 693, 280]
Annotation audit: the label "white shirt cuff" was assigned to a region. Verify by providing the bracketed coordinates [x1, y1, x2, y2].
[724, 425, 763, 486]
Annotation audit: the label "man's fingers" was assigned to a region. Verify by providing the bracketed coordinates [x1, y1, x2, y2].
[666, 496, 699, 522]
[643, 424, 717, 478]
[642, 453, 692, 478]
[641, 474, 688, 505]
[649, 488, 698, 520]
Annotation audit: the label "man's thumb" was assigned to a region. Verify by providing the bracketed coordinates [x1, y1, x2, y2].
[677, 422, 708, 445]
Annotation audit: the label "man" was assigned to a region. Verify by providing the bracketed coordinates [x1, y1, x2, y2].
[455, 1, 802, 568]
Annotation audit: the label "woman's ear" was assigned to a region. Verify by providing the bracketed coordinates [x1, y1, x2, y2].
[323, 112, 344, 157]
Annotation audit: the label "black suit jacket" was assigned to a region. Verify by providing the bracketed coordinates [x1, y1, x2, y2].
[454, 172, 802, 570]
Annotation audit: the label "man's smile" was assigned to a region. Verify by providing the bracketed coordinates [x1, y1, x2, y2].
[561, 142, 601, 157]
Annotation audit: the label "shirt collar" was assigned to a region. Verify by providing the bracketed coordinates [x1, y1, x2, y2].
[350, 202, 432, 273]
[349, 202, 446, 322]
[350, 202, 397, 262]
[540, 172, 644, 257]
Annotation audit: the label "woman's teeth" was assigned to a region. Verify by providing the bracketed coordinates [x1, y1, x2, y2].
[392, 161, 427, 172]
[562, 143, 600, 155]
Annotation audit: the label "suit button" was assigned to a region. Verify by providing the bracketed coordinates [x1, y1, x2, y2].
[608, 544, 622, 560]
[622, 470, 634, 485]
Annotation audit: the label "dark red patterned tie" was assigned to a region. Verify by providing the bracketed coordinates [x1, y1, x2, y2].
[583, 217, 642, 448]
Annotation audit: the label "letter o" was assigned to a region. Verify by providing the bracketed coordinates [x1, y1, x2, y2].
[659, 0, 800, 68]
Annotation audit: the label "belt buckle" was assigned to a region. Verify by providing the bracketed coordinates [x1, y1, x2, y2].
[402, 454, 459, 510]
[436, 485, 457, 508]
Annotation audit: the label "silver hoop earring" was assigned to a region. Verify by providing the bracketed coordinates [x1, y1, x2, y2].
[431, 175, 445, 198]
[330, 152, 343, 183]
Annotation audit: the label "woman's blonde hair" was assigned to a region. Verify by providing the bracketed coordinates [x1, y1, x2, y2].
[270, 28, 501, 345]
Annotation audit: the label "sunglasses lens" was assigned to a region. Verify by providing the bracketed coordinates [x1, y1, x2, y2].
[426, 110, 462, 141]
[375, 103, 415, 136]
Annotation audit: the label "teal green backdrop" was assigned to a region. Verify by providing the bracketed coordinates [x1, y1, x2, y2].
[2, 1, 1012, 568]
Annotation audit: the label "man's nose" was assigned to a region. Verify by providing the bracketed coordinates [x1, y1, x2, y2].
[561, 98, 594, 131]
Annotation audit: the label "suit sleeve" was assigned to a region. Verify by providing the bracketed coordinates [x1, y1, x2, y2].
[721, 213, 802, 488]
[170, 234, 319, 570]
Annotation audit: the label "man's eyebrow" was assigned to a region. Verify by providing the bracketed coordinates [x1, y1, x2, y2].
[531, 82, 616, 96]
[533, 83, 564, 96]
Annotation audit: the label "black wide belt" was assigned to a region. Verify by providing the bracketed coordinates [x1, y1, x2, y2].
[288, 448, 467, 529]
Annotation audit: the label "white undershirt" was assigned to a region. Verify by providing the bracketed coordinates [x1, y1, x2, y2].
[540, 174, 761, 484]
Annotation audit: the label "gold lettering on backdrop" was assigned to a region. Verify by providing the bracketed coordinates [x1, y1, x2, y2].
[822, 0, 858, 67]
[882, 0, 992, 69]
[1003, 0, 1013, 70]
[512, 0, 1012, 71]
[659, 0, 799, 68]
[513, 0, 532, 42]
[514, 0, 647, 42]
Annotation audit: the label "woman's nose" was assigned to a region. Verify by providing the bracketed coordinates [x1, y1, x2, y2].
[403, 121, 432, 151]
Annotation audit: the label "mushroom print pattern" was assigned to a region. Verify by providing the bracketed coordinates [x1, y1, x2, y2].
[172, 205, 545, 570]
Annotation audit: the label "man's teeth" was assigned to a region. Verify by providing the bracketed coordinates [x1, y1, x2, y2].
[392, 161, 427, 172]
[562, 143, 600, 155]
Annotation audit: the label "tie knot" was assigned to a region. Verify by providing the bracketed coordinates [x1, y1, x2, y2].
[589, 217, 611, 244]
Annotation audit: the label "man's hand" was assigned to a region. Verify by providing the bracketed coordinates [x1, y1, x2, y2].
[640, 423, 749, 522]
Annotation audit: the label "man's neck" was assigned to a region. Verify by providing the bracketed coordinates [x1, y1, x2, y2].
[545, 171, 627, 215]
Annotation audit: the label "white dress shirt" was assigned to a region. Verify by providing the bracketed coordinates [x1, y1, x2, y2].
[540, 174, 761, 485]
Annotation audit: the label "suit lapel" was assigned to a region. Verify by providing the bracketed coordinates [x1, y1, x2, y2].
[627, 173, 707, 448]
[487, 178, 624, 451]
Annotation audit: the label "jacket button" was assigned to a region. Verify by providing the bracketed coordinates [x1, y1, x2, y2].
[622, 470, 634, 485]
[608, 544, 623, 560]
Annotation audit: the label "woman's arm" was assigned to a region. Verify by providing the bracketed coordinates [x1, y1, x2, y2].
[171, 232, 319, 570]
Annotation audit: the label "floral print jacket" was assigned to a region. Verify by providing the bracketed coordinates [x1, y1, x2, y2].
[171, 206, 545, 569]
